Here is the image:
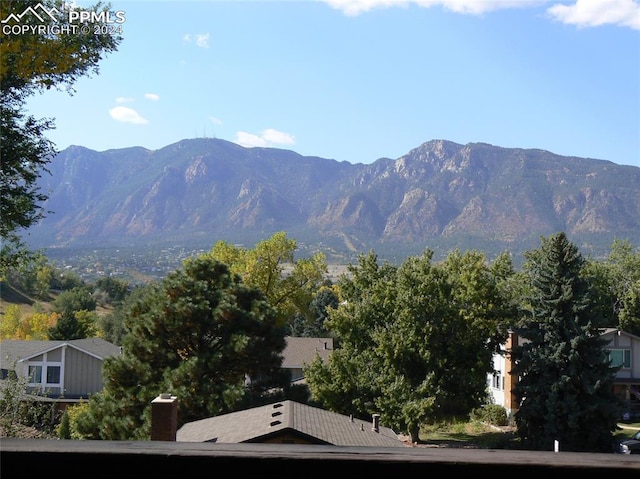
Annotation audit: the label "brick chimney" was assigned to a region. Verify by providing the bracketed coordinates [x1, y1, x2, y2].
[372, 413, 380, 433]
[151, 393, 178, 441]
[504, 331, 518, 415]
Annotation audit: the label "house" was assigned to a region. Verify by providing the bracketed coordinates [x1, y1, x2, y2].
[602, 328, 640, 418]
[0, 338, 122, 403]
[487, 328, 640, 419]
[281, 336, 333, 383]
[168, 397, 403, 447]
[488, 330, 519, 417]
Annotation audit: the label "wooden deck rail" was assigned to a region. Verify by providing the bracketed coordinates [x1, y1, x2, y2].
[2, 439, 640, 477]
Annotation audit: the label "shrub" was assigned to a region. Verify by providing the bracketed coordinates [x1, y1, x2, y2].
[470, 404, 508, 426]
[57, 410, 71, 439]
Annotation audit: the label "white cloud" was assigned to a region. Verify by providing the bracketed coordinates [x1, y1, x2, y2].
[321, 0, 543, 16]
[321, 0, 640, 29]
[109, 106, 148, 125]
[261, 128, 296, 145]
[547, 0, 640, 30]
[183, 32, 210, 48]
[234, 129, 296, 148]
[196, 33, 210, 48]
[235, 132, 267, 147]
[144, 93, 160, 101]
[115, 96, 134, 103]
[209, 116, 223, 125]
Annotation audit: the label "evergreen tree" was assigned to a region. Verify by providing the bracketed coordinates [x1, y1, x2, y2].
[74, 255, 286, 440]
[48, 311, 87, 340]
[512, 232, 621, 452]
[48, 285, 98, 339]
[57, 410, 71, 439]
[289, 286, 338, 337]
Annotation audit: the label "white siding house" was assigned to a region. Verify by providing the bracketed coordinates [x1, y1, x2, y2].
[487, 329, 640, 420]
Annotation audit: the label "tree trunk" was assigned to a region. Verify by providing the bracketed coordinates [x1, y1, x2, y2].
[409, 425, 420, 444]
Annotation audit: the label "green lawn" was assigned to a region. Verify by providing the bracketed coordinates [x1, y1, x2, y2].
[419, 419, 640, 450]
[419, 419, 519, 449]
[616, 423, 640, 440]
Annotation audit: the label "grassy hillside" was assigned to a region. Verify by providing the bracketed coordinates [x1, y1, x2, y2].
[0, 281, 112, 330]
[0, 281, 49, 318]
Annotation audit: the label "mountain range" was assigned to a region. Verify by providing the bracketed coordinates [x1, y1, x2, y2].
[25, 138, 640, 263]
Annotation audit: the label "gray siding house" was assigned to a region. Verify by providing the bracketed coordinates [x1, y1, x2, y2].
[0, 338, 121, 400]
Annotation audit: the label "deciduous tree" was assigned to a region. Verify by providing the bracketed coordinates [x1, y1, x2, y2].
[306, 249, 510, 442]
[209, 232, 327, 330]
[0, 0, 121, 272]
[0, 304, 60, 340]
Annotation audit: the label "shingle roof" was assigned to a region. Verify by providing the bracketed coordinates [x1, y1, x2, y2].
[177, 400, 403, 447]
[601, 328, 640, 341]
[281, 337, 333, 368]
[0, 338, 121, 370]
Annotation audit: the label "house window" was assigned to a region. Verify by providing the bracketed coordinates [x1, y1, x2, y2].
[46, 366, 61, 383]
[492, 372, 502, 390]
[28, 365, 42, 383]
[609, 349, 631, 368]
[26, 361, 62, 392]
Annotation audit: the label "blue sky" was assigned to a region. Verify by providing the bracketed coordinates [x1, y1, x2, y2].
[26, 0, 640, 167]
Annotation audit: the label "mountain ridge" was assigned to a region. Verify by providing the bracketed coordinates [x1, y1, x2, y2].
[25, 138, 640, 263]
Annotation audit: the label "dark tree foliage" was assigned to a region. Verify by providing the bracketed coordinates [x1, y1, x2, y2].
[53, 270, 84, 291]
[94, 277, 130, 304]
[0, 103, 54, 241]
[512, 232, 621, 453]
[48, 311, 87, 340]
[74, 256, 287, 440]
[289, 286, 338, 337]
[46, 286, 97, 339]
[97, 302, 129, 345]
[52, 286, 96, 315]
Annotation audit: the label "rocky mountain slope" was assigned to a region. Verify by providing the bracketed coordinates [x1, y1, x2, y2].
[26, 138, 640, 262]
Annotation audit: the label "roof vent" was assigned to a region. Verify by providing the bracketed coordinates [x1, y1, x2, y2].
[372, 414, 380, 433]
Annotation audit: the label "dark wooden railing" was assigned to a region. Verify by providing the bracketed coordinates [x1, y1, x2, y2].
[2, 438, 640, 477]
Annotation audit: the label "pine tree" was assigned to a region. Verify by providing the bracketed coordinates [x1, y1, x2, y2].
[513, 232, 621, 452]
[48, 311, 86, 340]
[74, 256, 287, 440]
